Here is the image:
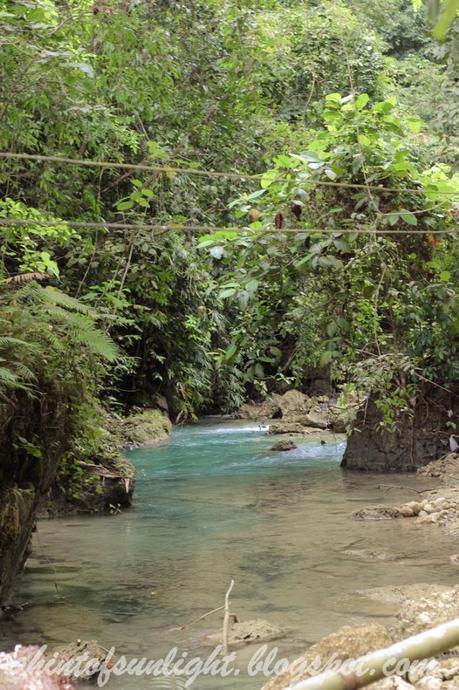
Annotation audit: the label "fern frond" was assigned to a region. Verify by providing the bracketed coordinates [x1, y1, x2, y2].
[0, 366, 32, 392]
[0, 336, 38, 351]
[41, 287, 97, 318]
[73, 327, 119, 362]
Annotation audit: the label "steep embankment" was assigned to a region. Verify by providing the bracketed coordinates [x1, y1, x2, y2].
[342, 385, 458, 472]
[0, 398, 171, 605]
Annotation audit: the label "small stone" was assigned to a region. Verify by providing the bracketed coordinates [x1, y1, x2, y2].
[423, 503, 434, 514]
[270, 439, 297, 451]
[405, 501, 422, 515]
[449, 554, 459, 565]
[399, 505, 415, 518]
[415, 677, 442, 690]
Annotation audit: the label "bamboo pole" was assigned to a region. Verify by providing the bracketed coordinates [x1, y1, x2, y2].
[280, 618, 459, 690]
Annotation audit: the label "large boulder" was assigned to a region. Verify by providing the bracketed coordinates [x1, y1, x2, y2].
[342, 386, 457, 472]
[270, 439, 297, 451]
[262, 623, 392, 690]
[236, 399, 280, 420]
[120, 409, 172, 448]
[272, 390, 312, 418]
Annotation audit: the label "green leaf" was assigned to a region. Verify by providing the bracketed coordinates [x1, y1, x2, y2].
[400, 209, 418, 226]
[260, 169, 278, 189]
[320, 350, 333, 367]
[406, 118, 423, 133]
[223, 343, 238, 362]
[440, 271, 452, 282]
[357, 133, 371, 146]
[116, 199, 134, 211]
[219, 288, 236, 299]
[355, 93, 369, 110]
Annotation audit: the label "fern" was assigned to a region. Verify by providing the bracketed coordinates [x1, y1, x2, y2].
[41, 287, 98, 318]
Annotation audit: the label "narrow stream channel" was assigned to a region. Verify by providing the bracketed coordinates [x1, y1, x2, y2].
[1, 420, 458, 689]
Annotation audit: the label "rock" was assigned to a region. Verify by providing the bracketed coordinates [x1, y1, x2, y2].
[236, 399, 280, 420]
[272, 390, 312, 418]
[341, 387, 458, 472]
[0, 645, 74, 689]
[344, 548, 395, 561]
[268, 422, 319, 435]
[397, 586, 459, 637]
[262, 623, 392, 690]
[205, 619, 282, 648]
[369, 679, 415, 690]
[399, 505, 415, 517]
[353, 504, 402, 520]
[53, 640, 113, 681]
[418, 453, 459, 481]
[449, 554, 459, 565]
[270, 439, 297, 451]
[357, 584, 452, 608]
[406, 501, 423, 515]
[302, 408, 329, 429]
[121, 408, 172, 447]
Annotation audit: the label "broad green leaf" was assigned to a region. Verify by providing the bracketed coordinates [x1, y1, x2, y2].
[400, 209, 418, 225]
[355, 93, 369, 110]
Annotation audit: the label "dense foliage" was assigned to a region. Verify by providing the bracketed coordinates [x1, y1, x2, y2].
[0, 0, 457, 436]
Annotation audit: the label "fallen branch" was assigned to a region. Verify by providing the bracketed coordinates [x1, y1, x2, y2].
[377, 484, 431, 495]
[222, 579, 235, 655]
[171, 605, 225, 632]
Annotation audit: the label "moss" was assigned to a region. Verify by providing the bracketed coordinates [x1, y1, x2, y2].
[121, 409, 172, 447]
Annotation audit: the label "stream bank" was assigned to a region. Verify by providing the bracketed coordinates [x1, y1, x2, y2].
[0, 404, 171, 608]
[1, 420, 458, 690]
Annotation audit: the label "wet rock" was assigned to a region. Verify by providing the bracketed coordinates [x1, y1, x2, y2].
[53, 640, 113, 681]
[353, 504, 402, 520]
[357, 583, 452, 608]
[270, 439, 297, 451]
[268, 422, 319, 435]
[262, 623, 392, 690]
[0, 645, 74, 689]
[205, 619, 282, 648]
[236, 398, 280, 420]
[396, 586, 459, 637]
[344, 548, 395, 561]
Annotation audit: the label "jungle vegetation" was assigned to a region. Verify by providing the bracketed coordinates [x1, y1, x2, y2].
[0, 0, 457, 468]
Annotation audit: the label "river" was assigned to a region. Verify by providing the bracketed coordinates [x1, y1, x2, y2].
[1, 420, 457, 689]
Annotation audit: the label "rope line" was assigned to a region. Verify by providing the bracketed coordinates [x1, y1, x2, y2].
[1, 152, 457, 197]
[0, 218, 456, 235]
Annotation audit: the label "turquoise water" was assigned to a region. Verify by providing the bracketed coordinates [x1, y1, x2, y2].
[1, 420, 458, 689]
